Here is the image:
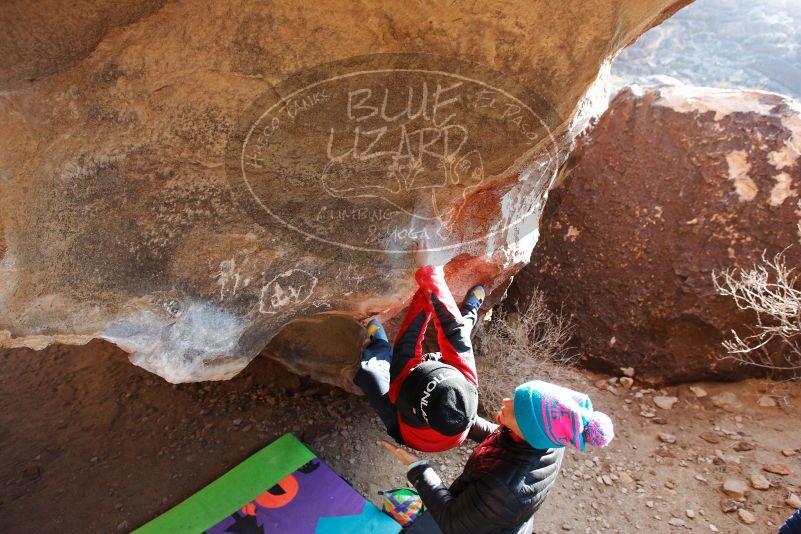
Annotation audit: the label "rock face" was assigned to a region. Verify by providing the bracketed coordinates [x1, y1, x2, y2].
[510, 85, 801, 383]
[0, 0, 689, 387]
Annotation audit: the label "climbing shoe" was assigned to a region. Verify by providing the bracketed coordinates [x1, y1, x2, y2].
[463, 285, 485, 311]
[366, 319, 389, 342]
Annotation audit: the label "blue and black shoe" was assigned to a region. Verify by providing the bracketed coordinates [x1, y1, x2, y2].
[463, 285, 486, 312]
[366, 318, 389, 343]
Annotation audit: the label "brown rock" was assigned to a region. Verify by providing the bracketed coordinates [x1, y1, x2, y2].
[0, 1, 693, 386]
[781, 449, 797, 457]
[595, 379, 610, 390]
[699, 432, 721, 444]
[763, 464, 792, 476]
[654, 396, 679, 410]
[714, 450, 741, 465]
[720, 499, 740, 513]
[688, 386, 708, 398]
[787, 494, 801, 508]
[710, 392, 743, 412]
[658, 432, 677, 444]
[733, 441, 755, 452]
[722, 478, 748, 499]
[750, 473, 770, 490]
[508, 86, 801, 382]
[737, 509, 756, 525]
[757, 395, 778, 407]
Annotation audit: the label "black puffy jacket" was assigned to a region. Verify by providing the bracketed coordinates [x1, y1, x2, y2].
[407, 424, 564, 534]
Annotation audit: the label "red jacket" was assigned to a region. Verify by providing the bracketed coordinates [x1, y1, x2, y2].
[388, 265, 478, 452]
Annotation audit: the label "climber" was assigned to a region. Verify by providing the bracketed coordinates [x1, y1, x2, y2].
[352, 238, 494, 452]
[781, 508, 801, 534]
[381, 379, 614, 534]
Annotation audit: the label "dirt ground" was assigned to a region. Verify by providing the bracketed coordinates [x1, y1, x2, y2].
[1, 340, 799, 533]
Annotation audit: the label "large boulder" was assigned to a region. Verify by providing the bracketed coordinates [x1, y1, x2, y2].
[510, 85, 801, 383]
[0, 0, 689, 388]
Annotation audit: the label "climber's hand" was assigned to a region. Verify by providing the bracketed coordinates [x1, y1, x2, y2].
[413, 238, 432, 268]
[380, 439, 420, 465]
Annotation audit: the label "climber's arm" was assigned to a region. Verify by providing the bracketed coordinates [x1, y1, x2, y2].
[415, 265, 478, 386]
[388, 287, 431, 403]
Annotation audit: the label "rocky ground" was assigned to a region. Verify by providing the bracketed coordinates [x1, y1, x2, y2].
[1, 341, 800, 533]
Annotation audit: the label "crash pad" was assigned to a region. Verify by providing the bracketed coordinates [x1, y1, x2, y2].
[134, 434, 400, 534]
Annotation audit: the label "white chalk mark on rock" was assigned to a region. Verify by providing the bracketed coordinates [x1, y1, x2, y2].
[258, 269, 318, 315]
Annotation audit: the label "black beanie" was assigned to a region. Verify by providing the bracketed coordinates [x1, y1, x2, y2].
[397, 361, 478, 436]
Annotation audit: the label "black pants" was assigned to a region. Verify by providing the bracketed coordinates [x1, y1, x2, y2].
[352, 299, 480, 443]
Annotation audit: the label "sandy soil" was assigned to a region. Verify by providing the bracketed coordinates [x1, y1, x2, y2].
[1, 340, 799, 533]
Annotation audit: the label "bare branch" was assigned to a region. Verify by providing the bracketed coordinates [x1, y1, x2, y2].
[475, 290, 576, 413]
[712, 248, 801, 375]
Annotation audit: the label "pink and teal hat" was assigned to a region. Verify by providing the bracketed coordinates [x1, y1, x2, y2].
[513, 380, 614, 451]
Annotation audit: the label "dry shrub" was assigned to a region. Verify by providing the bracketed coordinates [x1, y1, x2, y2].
[712, 249, 801, 375]
[475, 290, 576, 415]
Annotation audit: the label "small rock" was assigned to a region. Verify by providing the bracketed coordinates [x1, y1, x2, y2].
[722, 478, 748, 499]
[750, 473, 770, 490]
[763, 464, 791, 476]
[656, 448, 675, 458]
[710, 392, 742, 412]
[709, 524, 719, 532]
[733, 441, 754, 452]
[640, 410, 656, 418]
[720, 499, 739, 513]
[689, 386, 707, 398]
[653, 396, 679, 410]
[781, 449, 797, 457]
[757, 394, 777, 407]
[620, 367, 635, 377]
[668, 518, 686, 527]
[619, 377, 634, 388]
[602, 475, 613, 486]
[686, 509, 695, 519]
[652, 417, 668, 425]
[737, 509, 756, 525]
[646, 500, 654, 508]
[561, 523, 571, 531]
[699, 432, 720, 444]
[714, 450, 741, 465]
[658, 432, 677, 444]
[595, 379, 608, 389]
[787, 494, 801, 508]
[619, 471, 634, 485]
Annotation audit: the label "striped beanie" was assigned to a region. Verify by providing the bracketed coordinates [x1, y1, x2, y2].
[513, 380, 614, 451]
